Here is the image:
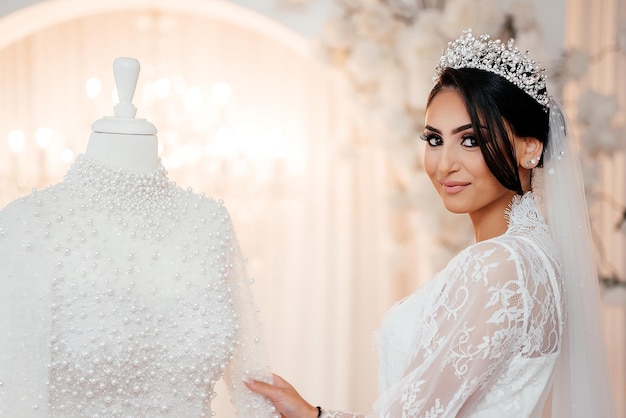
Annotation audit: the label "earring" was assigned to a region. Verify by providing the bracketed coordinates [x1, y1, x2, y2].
[525, 158, 537, 168]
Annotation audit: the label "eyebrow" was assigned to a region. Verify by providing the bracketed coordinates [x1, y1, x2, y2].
[424, 123, 474, 135]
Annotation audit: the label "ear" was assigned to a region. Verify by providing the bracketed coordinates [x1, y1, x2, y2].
[517, 136, 544, 169]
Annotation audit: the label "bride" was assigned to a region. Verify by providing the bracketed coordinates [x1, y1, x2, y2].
[245, 30, 615, 418]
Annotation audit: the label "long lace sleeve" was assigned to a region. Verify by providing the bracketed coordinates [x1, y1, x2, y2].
[320, 410, 368, 418]
[371, 238, 559, 417]
[220, 207, 279, 418]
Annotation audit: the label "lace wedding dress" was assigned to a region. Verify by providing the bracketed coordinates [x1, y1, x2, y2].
[322, 193, 563, 418]
[0, 155, 278, 417]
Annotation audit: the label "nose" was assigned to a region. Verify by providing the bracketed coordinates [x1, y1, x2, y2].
[436, 142, 459, 175]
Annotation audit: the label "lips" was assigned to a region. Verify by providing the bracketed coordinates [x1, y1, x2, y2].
[441, 180, 469, 194]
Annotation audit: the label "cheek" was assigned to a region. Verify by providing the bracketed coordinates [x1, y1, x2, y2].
[464, 153, 491, 178]
[423, 149, 437, 179]
[467, 158, 503, 189]
[465, 160, 488, 177]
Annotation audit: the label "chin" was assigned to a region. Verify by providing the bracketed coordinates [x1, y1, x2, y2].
[441, 198, 460, 214]
[442, 204, 467, 214]
[438, 197, 467, 214]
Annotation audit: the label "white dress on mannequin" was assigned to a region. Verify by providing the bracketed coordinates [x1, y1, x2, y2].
[321, 193, 563, 418]
[0, 58, 277, 418]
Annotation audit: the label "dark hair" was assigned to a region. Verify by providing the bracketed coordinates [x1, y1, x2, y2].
[427, 67, 549, 195]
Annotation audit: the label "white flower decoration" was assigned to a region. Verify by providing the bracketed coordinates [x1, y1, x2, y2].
[345, 40, 391, 84]
[440, 0, 505, 40]
[321, 17, 356, 50]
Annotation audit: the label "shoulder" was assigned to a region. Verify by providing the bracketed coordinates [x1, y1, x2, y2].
[195, 194, 232, 222]
[459, 237, 521, 268]
[0, 190, 55, 262]
[182, 192, 238, 234]
[186, 191, 228, 216]
[450, 237, 528, 288]
[434, 239, 535, 323]
[0, 187, 57, 232]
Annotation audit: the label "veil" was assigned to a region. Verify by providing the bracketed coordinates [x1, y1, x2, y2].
[536, 99, 615, 418]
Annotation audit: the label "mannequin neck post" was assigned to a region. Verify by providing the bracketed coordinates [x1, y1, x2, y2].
[85, 132, 159, 172]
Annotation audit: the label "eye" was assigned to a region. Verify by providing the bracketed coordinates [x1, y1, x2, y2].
[420, 133, 442, 147]
[460, 134, 478, 148]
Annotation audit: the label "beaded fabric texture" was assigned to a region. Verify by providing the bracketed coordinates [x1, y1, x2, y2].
[436, 30, 550, 108]
[0, 154, 278, 418]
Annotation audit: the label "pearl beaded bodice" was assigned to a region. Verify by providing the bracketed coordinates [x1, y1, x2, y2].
[0, 155, 277, 417]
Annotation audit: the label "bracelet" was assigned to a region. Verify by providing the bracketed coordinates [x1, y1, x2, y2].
[316, 406, 322, 417]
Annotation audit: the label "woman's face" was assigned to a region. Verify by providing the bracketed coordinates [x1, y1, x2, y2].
[423, 88, 514, 219]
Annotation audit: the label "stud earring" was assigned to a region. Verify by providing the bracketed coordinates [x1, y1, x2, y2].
[525, 158, 537, 168]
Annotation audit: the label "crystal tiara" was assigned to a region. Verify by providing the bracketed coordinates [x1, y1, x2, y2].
[435, 30, 550, 108]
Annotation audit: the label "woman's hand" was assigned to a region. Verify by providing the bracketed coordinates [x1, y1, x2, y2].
[244, 373, 319, 418]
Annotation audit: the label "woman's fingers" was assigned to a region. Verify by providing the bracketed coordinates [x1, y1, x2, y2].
[270, 374, 295, 389]
[244, 375, 280, 399]
[244, 374, 318, 418]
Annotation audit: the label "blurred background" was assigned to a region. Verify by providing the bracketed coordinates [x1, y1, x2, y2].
[0, 0, 624, 415]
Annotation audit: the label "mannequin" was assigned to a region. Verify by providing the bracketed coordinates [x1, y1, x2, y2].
[85, 57, 159, 171]
[0, 57, 277, 417]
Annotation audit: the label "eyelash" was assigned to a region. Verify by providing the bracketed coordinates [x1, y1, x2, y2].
[461, 134, 478, 147]
[420, 133, 478, 148]
[420, 133, 441, 147]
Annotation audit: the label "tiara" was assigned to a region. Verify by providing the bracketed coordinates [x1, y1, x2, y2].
[435, 30, 550, 108]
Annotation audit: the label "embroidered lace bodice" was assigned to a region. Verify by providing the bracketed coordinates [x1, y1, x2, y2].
[322, 193, 563, 418]
[0, 155, 278, 417]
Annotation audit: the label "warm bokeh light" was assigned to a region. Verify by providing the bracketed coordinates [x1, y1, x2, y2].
[206, 125, 236, 157]
[60, 148, 74, 163]
[35, 128, 53, 149]
[211, 82, 232, 107]
[7, 129, 25, 153]
[85, 77, 102, 99]
[154, 77, 171, 99]
[183, 86, 203, 112]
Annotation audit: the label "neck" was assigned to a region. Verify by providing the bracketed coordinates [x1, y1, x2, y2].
[470, 192, 516, 242]
[85, 132, 159, 172]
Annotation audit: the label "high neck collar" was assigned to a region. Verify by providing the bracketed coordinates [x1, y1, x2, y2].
[63, 154, 178, 214]
[505, 192, 550, 234]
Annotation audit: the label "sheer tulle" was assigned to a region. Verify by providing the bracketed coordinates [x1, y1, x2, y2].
[537, 100, 615, 418]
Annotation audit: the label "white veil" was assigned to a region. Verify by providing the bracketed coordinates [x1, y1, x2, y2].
[537, 99, 615, 418]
